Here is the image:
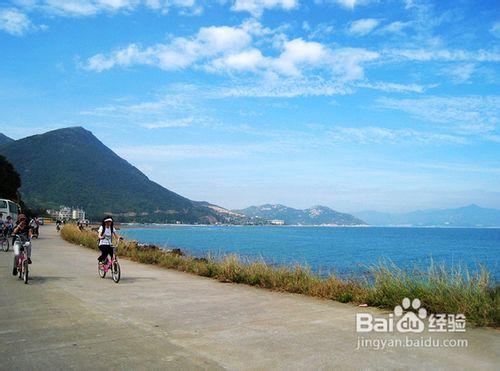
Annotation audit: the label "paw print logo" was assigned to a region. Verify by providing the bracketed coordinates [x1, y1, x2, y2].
[394, 298, 427, 333]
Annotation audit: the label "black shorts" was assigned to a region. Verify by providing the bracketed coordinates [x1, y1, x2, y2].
[98, 244, 113, 261]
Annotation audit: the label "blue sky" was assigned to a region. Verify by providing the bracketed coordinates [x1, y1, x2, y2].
[0, 0, 499, 212]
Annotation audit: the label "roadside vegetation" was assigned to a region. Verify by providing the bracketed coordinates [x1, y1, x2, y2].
[61, 224, 498, 327]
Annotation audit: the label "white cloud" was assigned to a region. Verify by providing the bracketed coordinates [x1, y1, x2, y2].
[84, 23, 253, 72]
[10, 0, 301, 19]
[376, 96, 500, 136]
[86, 44, 151, 72]
[84, 21, 379, 81]
[217, 76, 352, 97]
[210, 48, 266, 72]
[483, 134, 500, 143]
[329, 48, 379, 80]
[387, 48, 500, 62]
[445, 63, 475, 84]
[403, 161, 500, 174]
[81, 89, 196, 118]
[117, 126, 439, 163]
[348, 18, 379, 36]
[146, 0, 198, 14]
[328, 126, 466, 145]
[13, 0, 200, 17]
[354, 81, 429, 93]
[273, 38, 327, 76]
[490, 22, 500, 38]
[326, 0, 371, 9]
[116, 142, 285, 159]
[336, 0, 357, 7]
[24, 0, 137, 16]
[0, 8, 33, 36]
[231, 0, 298, 17]
[142, 117, 194, 129]
[380, 21, 412, 34]
[197, 25, 252, 53]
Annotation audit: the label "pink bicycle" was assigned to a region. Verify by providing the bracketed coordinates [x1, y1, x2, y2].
[97, 246, 121, 283]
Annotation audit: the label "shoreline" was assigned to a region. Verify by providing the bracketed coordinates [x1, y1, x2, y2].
[118, 223, 500, 230]
[61, 224, 499, 327]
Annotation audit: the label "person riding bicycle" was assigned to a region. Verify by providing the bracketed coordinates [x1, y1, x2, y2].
[97, 217, 121, 264]
[3, 215, 13, 238]
[0, 213, 6, 241]
[29, 217, 40, 237]
[0, 213, 6, 238]
[12, 214, 33, 275]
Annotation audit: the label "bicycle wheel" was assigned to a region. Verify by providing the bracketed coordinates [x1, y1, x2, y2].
[1, 239, 8, 252]
[18, 262, 22, 279]
[112, 261, 121, 283]
[23, 260, 29, 284]
[98, 262, 106, 278]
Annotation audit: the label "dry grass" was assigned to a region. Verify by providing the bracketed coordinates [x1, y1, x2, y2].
[61, 224, 499, 327]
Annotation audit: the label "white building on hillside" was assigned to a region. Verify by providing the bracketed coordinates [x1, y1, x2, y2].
[47, 206, 86, 221]
[270, 219, 285, 225]
[59, 206, 72, 220]
[72, 208, 86, 221]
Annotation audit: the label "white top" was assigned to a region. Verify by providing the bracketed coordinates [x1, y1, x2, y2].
[98, 226, 116, 246]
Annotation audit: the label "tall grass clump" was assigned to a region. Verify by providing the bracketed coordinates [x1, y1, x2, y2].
[61, 224, 498, 327]
[366, 262, 499, 327]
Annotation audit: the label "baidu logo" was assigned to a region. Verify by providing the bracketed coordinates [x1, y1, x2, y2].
[394, 298, 427, 333]
[356, 298, 468, 350]
[356, 297, 466, 334]
[356, 297, 427, 333]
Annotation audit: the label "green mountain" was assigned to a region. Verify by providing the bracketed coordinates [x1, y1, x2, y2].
[0, 133, 13, 146]
[0, 127, 225, 223]
[354, 204, 500, 227]
[235, 204, 367, 225]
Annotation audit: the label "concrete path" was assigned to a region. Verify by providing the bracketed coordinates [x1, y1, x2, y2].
[0, 226, 498, 370]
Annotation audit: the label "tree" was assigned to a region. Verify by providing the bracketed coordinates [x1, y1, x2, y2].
[0, 155, 21, 201]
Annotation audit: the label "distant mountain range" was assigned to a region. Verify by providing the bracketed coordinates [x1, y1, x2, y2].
[234, 204, 367, 226]
[0, 127, 231, 223]
[354, 204, 500, 227]
[1, 127, 498, 227]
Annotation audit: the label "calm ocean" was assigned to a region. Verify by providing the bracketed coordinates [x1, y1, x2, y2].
[120, 226, 500, 281]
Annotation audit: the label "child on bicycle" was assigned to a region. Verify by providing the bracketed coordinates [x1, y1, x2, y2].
[12, 214, 33, 275]
[0, 213, 7, 241]
[3, 215, 13, 239]
[97, 216, 122, 264]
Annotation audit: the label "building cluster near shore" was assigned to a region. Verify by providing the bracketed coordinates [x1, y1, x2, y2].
[269, 219, 285, 225]
[47, 206, 87, 222]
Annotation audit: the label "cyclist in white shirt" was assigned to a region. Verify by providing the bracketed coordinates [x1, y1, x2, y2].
[97, 217, 121, 263]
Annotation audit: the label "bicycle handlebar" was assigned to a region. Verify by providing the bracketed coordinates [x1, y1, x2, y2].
[12, 234, 31, 242]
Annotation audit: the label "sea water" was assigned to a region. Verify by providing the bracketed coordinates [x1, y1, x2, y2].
[120, 226, 499, 280]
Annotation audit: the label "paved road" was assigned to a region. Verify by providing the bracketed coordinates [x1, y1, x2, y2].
[0, 226, 498, 370]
